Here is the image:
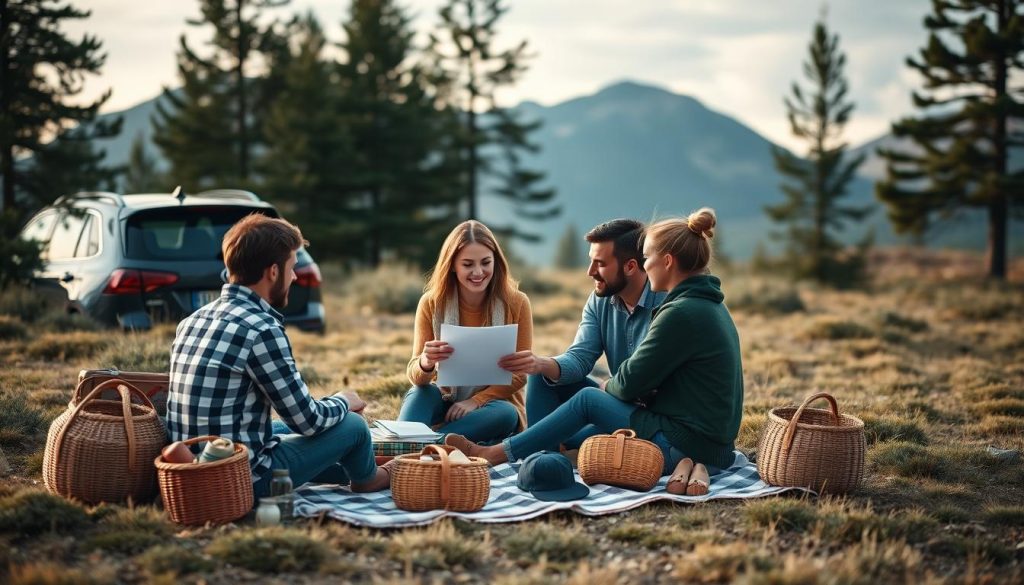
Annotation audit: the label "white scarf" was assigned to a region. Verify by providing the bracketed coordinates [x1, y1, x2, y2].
[431, 289, 506, 402]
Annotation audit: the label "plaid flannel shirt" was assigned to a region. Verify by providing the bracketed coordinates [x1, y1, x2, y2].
[168, 284, 349, 485]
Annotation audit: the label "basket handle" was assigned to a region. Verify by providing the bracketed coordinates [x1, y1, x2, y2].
[781, 392, 841, 453]
[52, 380, 157, 476]
[71, 376, 158, 409]
[420, 444, 452, 508]
[611, 429, 635, 470]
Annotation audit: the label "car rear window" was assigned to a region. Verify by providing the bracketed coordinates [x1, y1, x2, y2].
[125, 206, 277, 260]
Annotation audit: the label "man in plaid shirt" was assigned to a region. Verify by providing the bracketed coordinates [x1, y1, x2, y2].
[168, 214, 391, 496]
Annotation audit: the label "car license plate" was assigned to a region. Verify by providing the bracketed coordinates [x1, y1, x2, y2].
[192, 290, 219, 309]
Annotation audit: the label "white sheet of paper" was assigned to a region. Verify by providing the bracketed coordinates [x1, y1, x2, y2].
[436, 323, 518, 387]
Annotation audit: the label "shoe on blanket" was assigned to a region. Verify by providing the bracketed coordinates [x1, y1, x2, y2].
[686, 463, 710, 496]
[444, 434, 507, 466]
[666, 457, 694, 495]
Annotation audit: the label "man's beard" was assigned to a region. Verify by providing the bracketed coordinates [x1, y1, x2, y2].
[269, 269, 290, 308]
[594, 265, 628, 298]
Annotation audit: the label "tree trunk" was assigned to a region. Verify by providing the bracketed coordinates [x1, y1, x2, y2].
[369, 187, 381, 267]
[988, 0, 1009, 280]
[0, 0, 14, 214]
[236, 0, 249, 181]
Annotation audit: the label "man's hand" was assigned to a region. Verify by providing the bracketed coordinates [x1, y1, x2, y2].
[337, 390, 366, 414]
[498, 351, 561, 380]
[445, 399, 478, 422]
[419, 340, 454, 371]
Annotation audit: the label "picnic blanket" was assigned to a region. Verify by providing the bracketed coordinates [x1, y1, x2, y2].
[293, 451, 806, 528]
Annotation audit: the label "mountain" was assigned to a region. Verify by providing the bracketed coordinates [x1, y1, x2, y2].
[92, 80, 1021, 264]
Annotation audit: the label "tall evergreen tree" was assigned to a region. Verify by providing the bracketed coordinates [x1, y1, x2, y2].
[428, 0, 558, 242]
[258, 13, 358, 258]
[0, 0, 120, 218]
[766, 18, 871, 287]
[553, 223, 585, 269]
[877, 0, 1024, 280]
[337, 0, 464, 266]
[123, 133, 165, 193]
[152, 0, 286, 189]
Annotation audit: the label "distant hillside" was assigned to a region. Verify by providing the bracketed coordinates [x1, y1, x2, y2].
[93, 80, 1021, 264]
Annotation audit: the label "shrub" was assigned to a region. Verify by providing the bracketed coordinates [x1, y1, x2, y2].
[85, 506, 174, 554]
[137, 544, 214, 577]
[982, 505, 1024, 527]
[0, 315, 27, 340]
[0, 286, 49, 322]
[0, 392, 48, 447]
[93, 334, 169, 372]
[673, 541, 776, 583]
[35, 312, 101, 333]
[503, 523, 591, 564]
[206, 527, 328, 573]
[827, 537, 923, 585]
[728, 283, 805, 315]
[344, 263, 424, 314]
[802, 317, 874, 341]
[607, 522, 688, 549]
[968, 398, 1024, 417]
[357, 373, 410, 400]
[24, 332, 108, 361]
[0, 490, 91, 537]
[860, 414, 928, 446]
[389, 520, 488, 570]
[879, 311, 928, 333]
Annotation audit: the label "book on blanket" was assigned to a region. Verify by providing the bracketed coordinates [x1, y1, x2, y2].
[371, 420, 443, 442]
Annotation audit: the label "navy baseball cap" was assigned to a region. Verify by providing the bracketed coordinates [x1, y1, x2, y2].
[517, 451, 589, 502]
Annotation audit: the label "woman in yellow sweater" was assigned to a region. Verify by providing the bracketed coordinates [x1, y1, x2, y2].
[400, 220, 533, 443]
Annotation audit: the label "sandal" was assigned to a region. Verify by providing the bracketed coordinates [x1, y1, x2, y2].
[666, 457, 694, 495]
[686, 463, 710, 496]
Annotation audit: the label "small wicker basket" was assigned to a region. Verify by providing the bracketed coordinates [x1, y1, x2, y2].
[391, 444, 490, 512]
[757, 392, 866, 494]
[578, 429, 664, 491]
[155, 435, 254, 526]
[43, 380, 167, 504]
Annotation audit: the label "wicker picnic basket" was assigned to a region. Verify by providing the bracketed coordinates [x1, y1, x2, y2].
[391, 444, 490, 512]
[155, 435, 254, 526]
[578, 429, 664, 491]
[757, 392, 866, 494]
[43, 380, 167, 504]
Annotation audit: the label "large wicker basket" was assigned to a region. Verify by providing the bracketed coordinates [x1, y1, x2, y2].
[578, 429, 664, 491]
[757, 392, 866, 494]
[391, 445, 490, 512]
[155, 435, 254, 526]
[43, 380, 167, 504]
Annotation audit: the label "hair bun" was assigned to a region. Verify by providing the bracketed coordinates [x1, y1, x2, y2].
[686, 208, 717, 239]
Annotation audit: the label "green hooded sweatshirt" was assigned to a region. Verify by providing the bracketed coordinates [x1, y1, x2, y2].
[605, 274, 743, 469]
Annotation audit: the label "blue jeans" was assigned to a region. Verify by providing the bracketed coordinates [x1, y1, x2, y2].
[504, 387, 688, 475]
[526, 375, 602, 450]
[254, 415, 378, 498]
[398, 384, 519, 444]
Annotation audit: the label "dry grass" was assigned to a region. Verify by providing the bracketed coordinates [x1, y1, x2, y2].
[1, 250, 1023, 582]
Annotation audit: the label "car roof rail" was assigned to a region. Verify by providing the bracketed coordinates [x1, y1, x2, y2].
[196, 189, 262, 202]
[54, 191, 126, 208]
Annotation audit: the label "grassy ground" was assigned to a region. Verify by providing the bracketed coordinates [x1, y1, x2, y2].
[0, 248, 1022, 584]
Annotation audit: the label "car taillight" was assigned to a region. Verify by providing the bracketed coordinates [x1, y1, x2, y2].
[294, 263, 321, 288]
[103, 269, 179, 294]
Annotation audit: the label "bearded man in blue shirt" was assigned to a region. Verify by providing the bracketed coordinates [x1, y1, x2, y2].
[499, 219, 666, 453]
[168, 214, 392, 497]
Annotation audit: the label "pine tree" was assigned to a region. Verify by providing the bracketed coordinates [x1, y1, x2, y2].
[337, 0, 464, 266]
[429, 0, 558, 241]
[0, 0, 121, 218]
[766, 18, 871, 287]
[553, 223, 585, 269]
[258, 13, 358, 259]
[123, 133, 165, 193]
[877, 0, 1024, 280]
[152, 0, 287, 189]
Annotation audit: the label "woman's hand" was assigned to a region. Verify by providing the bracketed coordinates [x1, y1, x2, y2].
[445, 399, 478, 422]
[419, 340, 454, 371]
[498, 350, 543, 375]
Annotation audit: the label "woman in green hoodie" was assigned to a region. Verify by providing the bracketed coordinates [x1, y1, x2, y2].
[447, 208, 743, 492]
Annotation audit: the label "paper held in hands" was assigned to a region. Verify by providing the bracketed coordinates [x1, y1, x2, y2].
[436, 323, 518, 387]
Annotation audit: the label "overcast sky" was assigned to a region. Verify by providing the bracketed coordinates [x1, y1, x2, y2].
[68, 0, 931, 151]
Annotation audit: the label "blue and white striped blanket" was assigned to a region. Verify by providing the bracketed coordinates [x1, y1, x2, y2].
[293, 451, 803, 528]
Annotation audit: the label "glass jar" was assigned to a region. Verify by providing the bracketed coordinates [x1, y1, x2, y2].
[255, 499, 280, 526]
[269, 468, 294, 519]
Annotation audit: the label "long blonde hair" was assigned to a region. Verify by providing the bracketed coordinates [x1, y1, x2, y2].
[424, 220, 518, 322]
[645, 207, 717, 274]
